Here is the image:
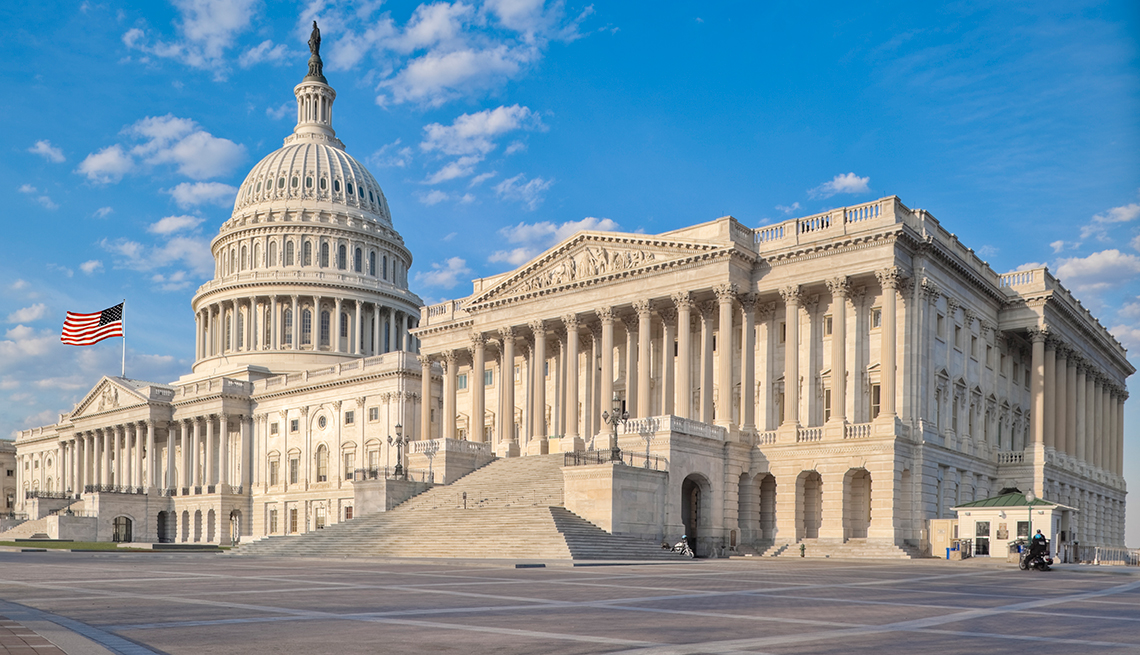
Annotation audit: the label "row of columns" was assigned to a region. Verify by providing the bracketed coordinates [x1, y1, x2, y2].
[39, 416, 249, 495]
[195, 296, 418, 361]
[425, 270, 907, 445]
[1028, 327, 1126, 476]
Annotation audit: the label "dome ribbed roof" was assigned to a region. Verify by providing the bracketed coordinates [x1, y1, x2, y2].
[232, 141, 392, 224]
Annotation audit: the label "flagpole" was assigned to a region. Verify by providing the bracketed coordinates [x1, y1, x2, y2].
[121, 299, 126, 378]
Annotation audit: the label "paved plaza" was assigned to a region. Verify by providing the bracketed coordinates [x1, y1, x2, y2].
[0, 553, 1137, 654]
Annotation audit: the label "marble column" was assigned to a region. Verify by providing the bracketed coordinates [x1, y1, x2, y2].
[624, 315, 637, 417]
[418, 356, 432, 440]
[291, 295, 300, 349]
[740, 294, 757, 432]
[699, 300, 716, 424]
[354, 301, 363, 355]
[1093, 376, 1103, 469]
[827, 277, 849, 425]
[1075, 364, 1087, 462]
[597, 308, 615, 432]
[530, 321, 547, 438]
[1054, 345, 1068, 454]
[1044, 339, 1056, 450]
[471, 333, 486, 442]
[634, 301, 653, 418]
[780, 286, 803, 427]
[563, 315, 581, 444]
[389, 308, 397, 353]
[498, 329, 516, 446]
[1028, 326, 1047, 448]
[672, 293, 694, 419]
[334, 298, 343, 352]
[219, 415, 230, 487]
[876, 268, 903, 419]
[714, 284, 736, 427]
[443, 350, 457, 439]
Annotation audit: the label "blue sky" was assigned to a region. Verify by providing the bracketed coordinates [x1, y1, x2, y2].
[1, 1, 1138, 543]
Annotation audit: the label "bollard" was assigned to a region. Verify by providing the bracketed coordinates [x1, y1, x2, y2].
[800, 543, 806, 558]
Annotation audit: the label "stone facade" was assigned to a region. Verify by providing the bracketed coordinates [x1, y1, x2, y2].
[414, 198, 1132, 554]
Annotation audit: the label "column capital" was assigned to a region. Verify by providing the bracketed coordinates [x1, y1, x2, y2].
[699, 300, 718, 320]
[825, 277, 850, 299]
[713, 283, 738, 304]
[920, 277, 942, 300]
[622, 311, 639, 330]
[945, 296, 960, 315]
[331, 400, 343, 412]
[417, 354, 433, 369]
[658, 305, 677, 323]
[498, 325, 515, 341]
[278, 410, 289, 421]
[356, 396, 366, 409]
[631, 299, 652, 316]
[962, 308, 977, 328]
[528, 319, 546, 336]
[442, 349, 458, 365]
[757, 301, 777, 321]
[300, 406, 310, 417]
[671, 291, 695, 311]
[875, 266, 907, 291]
[595, 306, 615, 324]
[561, 313, 579, 330]
[738, 292, 758, 312]
[1027, 325, 1050, 344]
[470, 332, 486, 349]
[779, 285, 803, 306]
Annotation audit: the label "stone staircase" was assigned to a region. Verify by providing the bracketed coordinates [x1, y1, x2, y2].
[0, 516, 52, 540]
[232, 454, 684, 561]
[767, 538, 917, 559]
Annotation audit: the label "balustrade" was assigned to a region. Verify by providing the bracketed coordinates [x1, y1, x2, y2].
[796, 427, 823, 443]
[844, 423, 873, 439]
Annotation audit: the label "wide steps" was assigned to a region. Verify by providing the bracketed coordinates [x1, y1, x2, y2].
[772, 538, 915, 559]
[232, 454, 683, 561]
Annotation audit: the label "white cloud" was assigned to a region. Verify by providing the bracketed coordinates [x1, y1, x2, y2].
[18, 184, 58, 209]
[79, 260, 103, 275]
[368, 140, 414, 168]
[1051, 240, 1071, 253]
[421, 105, 544, 156]
[148, 214, 205, 235]
[28, 140, 65, 163]
[166, 181, 238, 208]
[150, 270, 193, 291]
[776, 202, 801, 214]
[493, 173, 552, 210]
[100, 231, 213, 281]
[121, 0, 259, 78]
[266, 103, 291, 120]
[419, 190, 450, 206]
[489, 216, 620, 265]
[0, 325, 57, 359]
[1080, 203, 1140, 241]
[395, 1, 476, 53]
[382, 44, 537, 107]
[413, 256, 471, 289]
[1108, 324, 1140, 354]
[76, 144, 134, 183]
[976, 245, 998, 258]
[79, 115, 243, 184]
[424, 155, 483, 184]
[6, 304, 47, 323]
[10, 279, 28, 290]
[18, 184, 36, 194]
[238, 39, 291, 68]
[93, 206, 114, 218]
[1054, 249, 1140, 293]
[469, 171, 497, 187]
[809, 172, 871, 199]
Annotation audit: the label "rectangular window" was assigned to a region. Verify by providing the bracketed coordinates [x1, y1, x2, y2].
[779, 322, 786, 343]
[269, 509, 279, 534]
[457, 374, 468, 390]
[270, 422, 279, 435]
[344, 452, 355, 480]
[289, 507, 298, 534]
[368, 450, 379, 469]
[986, 345, 993, 367]
[824, 388, 832, 422]
[430, 408, 436, 423]
[1025, 369, 1031, 388]
[1017, 521, 1029, 538]
[1000, 353, 1007, 374]
[871, 308, 882, 329]
[290, 419, 299, 433]
[954, 326, 962, 348]
[544, 361, 550, 376]
[484, 369, 493, 386]
[824, 315, 833, 336]
[345, 506, 353, 520]
[937, 314, 945, 339]
[514, 365, 520, 382]
[269, 460, 279, 486]
[952, 400, 959, 432]
[315, 506, 326, 529]
[369, 407, 379, 421]
[870, 383, 881, 419]
[344, 410, 354, 425]
[712, 335, 717, 351]
[289, 458, 299, 484]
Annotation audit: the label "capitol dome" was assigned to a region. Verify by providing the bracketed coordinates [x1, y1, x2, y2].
[189, 34, 422, 377]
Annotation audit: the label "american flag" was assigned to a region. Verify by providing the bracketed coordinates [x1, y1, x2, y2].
[61, 303, 124, 346]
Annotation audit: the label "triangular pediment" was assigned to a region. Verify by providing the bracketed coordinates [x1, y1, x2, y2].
[466, 231, 731, 308]
[71, 377, 149, 419]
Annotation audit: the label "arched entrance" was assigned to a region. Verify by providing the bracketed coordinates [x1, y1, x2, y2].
[181, 510, 190, 542]
[797, 471, 823, 540]
[207, 509, 217, 542]
[759, 474, 777, 540]
[681, 473, 712, 556]
[112, 516, 132, 543]
[193, 509, 203, 542]
[156, 511, 174, 543]
[844, 468, 872, 540]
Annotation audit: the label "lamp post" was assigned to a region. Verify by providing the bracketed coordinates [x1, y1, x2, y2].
[601, 394, 629, 462]
[1025, 489, 1035, 542]
[388, 423, 407, 480]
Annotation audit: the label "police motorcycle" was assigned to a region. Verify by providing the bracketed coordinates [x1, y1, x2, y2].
[662, 535, 696, 558]
[1018, 535, 1053, 571]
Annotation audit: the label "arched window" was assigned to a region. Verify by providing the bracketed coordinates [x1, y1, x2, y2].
[241, 246, 247, 270]
[225, 314, 232, 351]
[264, 309, 272, 346]
[369, 251, 376, 276]
[320, 310, 330, 346]
[337, 244, 346, 270]
[353, 247, 362, 273]
[301, 309, 312, 345]
[253, 242, 261, 268]
[303, 241, 312, 266]
[283, 309, 293, 346]
[320, 242, 329, 268]
[340, 312, 349, 338]
[269, 241, 278, 267]
[236, 311, 244, 349]
[316, 445, 328, 482]
[383, 255, 388, 280]
[230, 248, 237, 274]
[285, 241, 294, 266]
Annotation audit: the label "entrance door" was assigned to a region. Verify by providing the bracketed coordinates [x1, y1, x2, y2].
[112, 516, 132, 543]
[681, 477, 701, 547]
[975, 520, 990, 555]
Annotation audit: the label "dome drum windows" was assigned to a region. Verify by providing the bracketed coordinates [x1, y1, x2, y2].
[320, 242, 330, 268]
[320, 177, 328, 191]
[303, 241, 313, 267]
[333, 179, 341, 194]
[285, 241, 295, 266]
[278, 177, 286, 189]
[337, 244, 346, 270]
[354, 247, 362, 273]
[291, 176, 299, 189]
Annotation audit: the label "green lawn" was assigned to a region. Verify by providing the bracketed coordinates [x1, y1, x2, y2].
[0, 541, 155, 551]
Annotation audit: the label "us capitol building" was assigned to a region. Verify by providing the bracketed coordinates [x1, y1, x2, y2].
[7, 40, 1130, 557]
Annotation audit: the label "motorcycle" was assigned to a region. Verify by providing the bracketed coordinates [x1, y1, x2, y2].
[1019, 540, 1053, 571]
[663, 536, 695, 558]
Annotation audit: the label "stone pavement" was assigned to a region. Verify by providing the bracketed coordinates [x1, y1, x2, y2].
[0, 552, 1137, 654]
[0, 615, 66, 655]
